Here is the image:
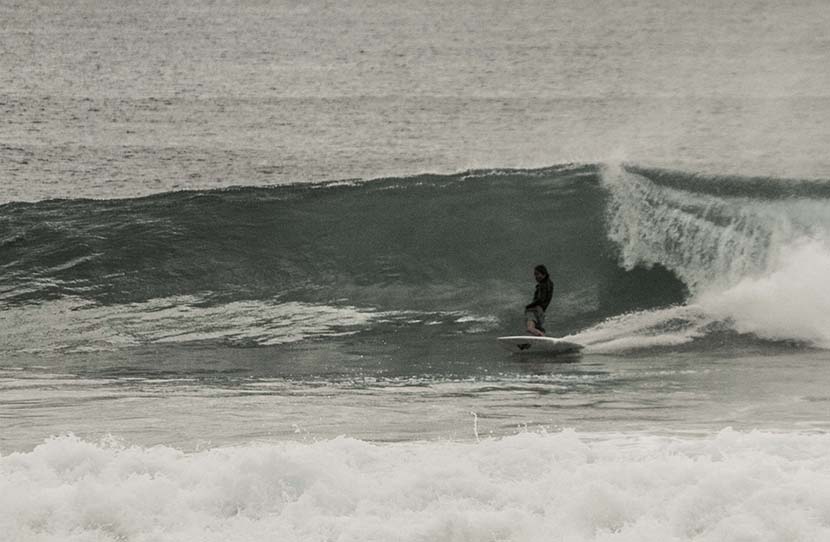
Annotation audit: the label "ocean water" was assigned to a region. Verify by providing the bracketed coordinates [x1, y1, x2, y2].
[3, 1, 830, 540]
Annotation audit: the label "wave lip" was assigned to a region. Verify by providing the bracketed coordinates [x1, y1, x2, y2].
[593, 163, 830, 350]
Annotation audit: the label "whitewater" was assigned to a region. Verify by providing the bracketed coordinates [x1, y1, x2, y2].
[4, 0, 830, 540]
[4, 430, 830, 542]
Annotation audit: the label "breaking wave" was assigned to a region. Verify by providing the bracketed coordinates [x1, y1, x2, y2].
[2, 163, 829, 352]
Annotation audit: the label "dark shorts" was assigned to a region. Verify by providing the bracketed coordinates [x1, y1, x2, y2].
[525, 307, 545, 332]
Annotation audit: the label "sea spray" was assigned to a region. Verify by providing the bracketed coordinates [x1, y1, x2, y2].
[698, 238, 830, 347]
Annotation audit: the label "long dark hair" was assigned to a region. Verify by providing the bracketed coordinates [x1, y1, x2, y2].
[534, 264, 549, 280]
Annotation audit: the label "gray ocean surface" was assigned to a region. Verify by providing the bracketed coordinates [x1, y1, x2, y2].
[3, 2, 830, 541]
[3, 0, 830, 203]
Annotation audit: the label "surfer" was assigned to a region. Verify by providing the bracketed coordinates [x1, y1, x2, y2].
[525, 264, 553, 336]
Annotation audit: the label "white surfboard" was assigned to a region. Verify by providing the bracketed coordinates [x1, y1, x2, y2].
[497, 335, 583, 355]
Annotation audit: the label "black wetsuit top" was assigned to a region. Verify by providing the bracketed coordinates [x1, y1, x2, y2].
[526, 278, 554, 311]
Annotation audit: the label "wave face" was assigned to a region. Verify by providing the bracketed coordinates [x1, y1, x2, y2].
[2, 163, 830, 352]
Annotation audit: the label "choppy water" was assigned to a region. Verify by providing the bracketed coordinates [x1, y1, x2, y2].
[4, 0, 830, 204]
[3, 1, 830, 540]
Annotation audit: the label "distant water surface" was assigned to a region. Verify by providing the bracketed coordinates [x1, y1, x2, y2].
[2, 0, 830, 202]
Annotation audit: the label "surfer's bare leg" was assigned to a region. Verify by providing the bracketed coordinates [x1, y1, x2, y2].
[526, 319, 545, 336]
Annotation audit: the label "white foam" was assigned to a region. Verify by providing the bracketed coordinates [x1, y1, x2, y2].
[3, 430, 830, 541]
[0, 295, 499, 354]
[595, 165, 830, 349]
[699, 238, 830, 347]
[567, 305, 711, 352]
